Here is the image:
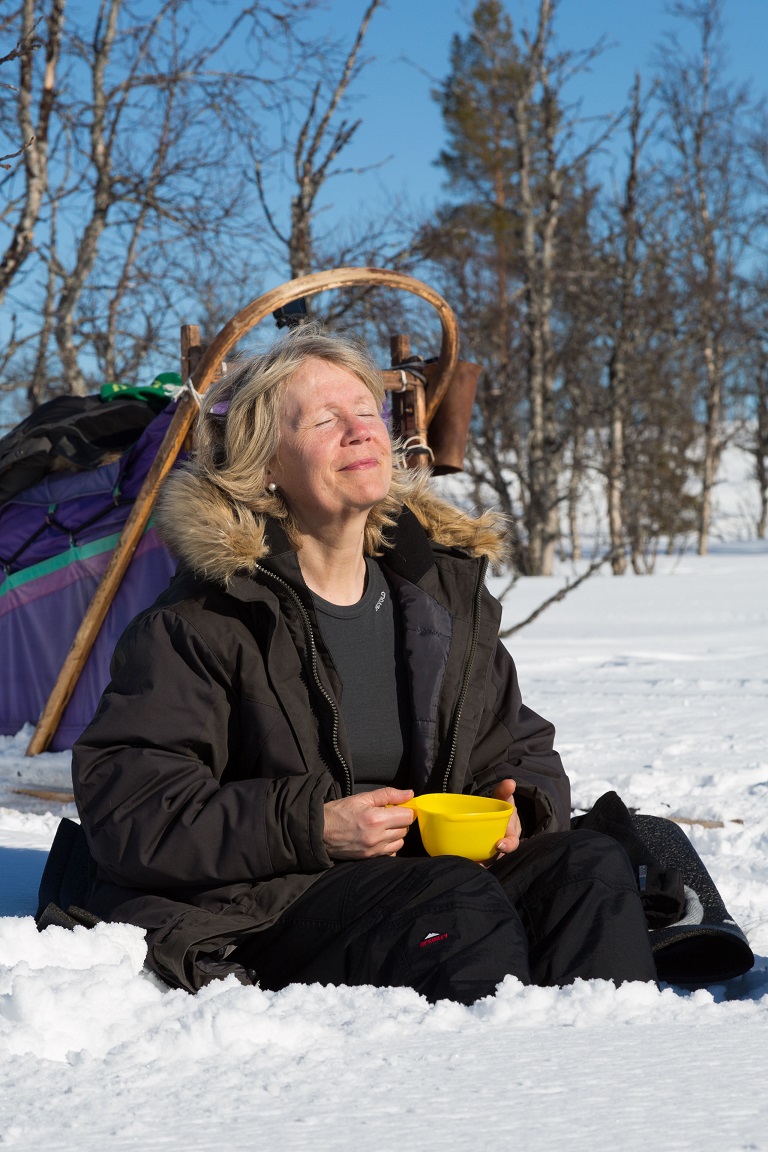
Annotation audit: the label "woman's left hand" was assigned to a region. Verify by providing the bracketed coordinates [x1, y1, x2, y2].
[492, 778, 522, 856]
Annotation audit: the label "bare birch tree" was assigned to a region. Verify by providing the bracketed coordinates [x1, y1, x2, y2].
[657, 0, 751, 555]
[253, 0, 385, 281]
[512, 0, 563, 575]
[738, 282, 768, 539]
[603, 77, 658, 574]
[0, 0, 64, 306]
[757, 352, 768, 539]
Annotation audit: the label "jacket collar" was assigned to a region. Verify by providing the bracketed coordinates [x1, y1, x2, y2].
[264, 505, 438, 583]
[380, 505, 438, 585]
[224, 508, 439, 604]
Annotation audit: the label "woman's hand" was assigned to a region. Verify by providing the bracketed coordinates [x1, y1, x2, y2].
[492, 778, 522, 857]
[323, 787, 416, 860]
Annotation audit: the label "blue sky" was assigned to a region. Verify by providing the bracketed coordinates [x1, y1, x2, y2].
[284, 0, 768, 225]
[3, 0, 766, 403]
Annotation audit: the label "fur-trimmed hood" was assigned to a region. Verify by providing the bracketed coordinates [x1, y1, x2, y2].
[156, 466, 507, 586]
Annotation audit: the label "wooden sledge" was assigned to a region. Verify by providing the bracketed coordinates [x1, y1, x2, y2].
[26, 267, 478, 756]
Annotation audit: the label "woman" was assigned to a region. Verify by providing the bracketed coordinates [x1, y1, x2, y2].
[72, 325, 657, 998]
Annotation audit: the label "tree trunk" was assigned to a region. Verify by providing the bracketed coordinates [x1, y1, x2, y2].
[568, 426, 583, 562]
[754, 354, 767, 539]
[697, 337, 722, 555]
[607, 393, 626, 573]
[516, 0, 560, 577]
[53, 0, 121, 395]
[27, 203, 60, 407]
[0, 0, 64, 307]
[606, 76, 645, 576]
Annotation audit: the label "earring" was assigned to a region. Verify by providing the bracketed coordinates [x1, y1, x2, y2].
[267, 482, 277, 493]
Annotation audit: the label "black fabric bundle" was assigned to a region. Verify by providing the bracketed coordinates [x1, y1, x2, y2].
[0, 394, 163, 504]
[35, 817, 98, 932]
[573, 791, 754, 984]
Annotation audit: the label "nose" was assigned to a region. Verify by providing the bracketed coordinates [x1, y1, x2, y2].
[341, 413, 372, 443]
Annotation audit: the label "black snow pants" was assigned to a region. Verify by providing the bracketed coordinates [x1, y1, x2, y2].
[236, 829, 658, 1003]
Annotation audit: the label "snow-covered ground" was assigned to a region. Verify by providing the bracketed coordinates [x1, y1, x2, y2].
[2, 455, 767, 1151]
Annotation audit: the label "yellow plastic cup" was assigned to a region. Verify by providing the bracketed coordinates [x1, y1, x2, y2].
[399, 793, 514, 862]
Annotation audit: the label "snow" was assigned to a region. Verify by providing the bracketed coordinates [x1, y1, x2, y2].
[2, 458, 768, 1150]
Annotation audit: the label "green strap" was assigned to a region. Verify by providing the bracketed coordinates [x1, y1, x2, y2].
[0, 520, 157, 598]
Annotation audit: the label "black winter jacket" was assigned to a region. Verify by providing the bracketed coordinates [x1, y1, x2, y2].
[73, 507, 569, 991]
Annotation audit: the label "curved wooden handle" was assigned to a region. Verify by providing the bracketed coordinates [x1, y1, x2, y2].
[190, 266, 459, 423]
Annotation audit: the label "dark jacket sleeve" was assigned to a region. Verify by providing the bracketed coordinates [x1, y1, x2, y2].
[72, 607, 336, 890]
[469, 639, 570, 836]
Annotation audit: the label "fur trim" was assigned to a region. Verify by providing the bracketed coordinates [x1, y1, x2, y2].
[157, 466, 508, 585]
[157, 470, 270, 584]
[404, 490, 508, 566]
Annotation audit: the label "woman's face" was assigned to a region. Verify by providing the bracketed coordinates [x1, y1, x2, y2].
[267, 357, 393, 533]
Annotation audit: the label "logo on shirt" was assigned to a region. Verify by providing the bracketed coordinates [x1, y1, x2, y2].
[374, 591, 386, 611]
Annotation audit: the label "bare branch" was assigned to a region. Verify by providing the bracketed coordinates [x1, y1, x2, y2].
[253, 158, 289, 246]
[499, 550, 617, 639]
[257, 0, 384, 278]
[0, 135, 32, 168]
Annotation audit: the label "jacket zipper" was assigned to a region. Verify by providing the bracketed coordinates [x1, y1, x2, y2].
[254, 563, 353, 797]
[441, 554, 488, 791]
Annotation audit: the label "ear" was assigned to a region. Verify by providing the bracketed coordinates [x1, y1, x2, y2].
[265, 457, 282, 488]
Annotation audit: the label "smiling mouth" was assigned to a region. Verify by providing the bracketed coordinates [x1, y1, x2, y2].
[340, 458, 378, 471]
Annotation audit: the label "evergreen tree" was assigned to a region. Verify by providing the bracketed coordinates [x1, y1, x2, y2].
[425, 0, 604, 575]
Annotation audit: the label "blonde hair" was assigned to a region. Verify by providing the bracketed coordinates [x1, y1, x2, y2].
[188, 323, 428, 555]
